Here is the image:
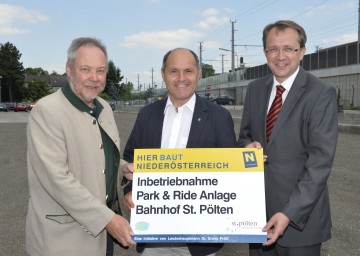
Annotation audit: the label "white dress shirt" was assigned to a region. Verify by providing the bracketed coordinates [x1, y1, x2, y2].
[267, 66, 300, 113]
[161, 94, 196, 149]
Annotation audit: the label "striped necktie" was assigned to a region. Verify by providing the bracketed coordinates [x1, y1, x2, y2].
[266, 85, 285, 141]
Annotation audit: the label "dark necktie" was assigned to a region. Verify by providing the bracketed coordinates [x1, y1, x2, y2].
[266, 85, 285, 141]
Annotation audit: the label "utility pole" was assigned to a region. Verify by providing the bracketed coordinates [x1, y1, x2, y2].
[137, 73, 140, 91]
[151, 68, 154, 88]
[203, 58, 228, 75]
[220, 54, 225, 73]
[199, 41, 203, 71]
[230, 20, 236, 82]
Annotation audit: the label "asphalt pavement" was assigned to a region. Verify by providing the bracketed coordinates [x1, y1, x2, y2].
[0, 108, 359, 256]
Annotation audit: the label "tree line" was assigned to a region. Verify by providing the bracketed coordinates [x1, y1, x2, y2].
[0, 41, 216, 103]
[0, 42, 134, 103]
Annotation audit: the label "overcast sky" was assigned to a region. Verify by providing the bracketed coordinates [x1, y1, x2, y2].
[0, 0, 357, 89]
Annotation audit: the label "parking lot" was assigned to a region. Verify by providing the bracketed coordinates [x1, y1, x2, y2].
[0, 109, 359, 256]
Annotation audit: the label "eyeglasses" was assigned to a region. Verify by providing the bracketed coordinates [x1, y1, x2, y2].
[265, 47, 300, 55]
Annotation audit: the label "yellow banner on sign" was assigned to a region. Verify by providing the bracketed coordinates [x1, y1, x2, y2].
[134, 148, 263, 173]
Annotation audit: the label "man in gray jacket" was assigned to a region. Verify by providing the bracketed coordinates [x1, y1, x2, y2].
[238, 20, 338, 256]
[26, 37, 135, 256]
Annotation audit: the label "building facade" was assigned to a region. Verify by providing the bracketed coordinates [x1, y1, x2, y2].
[197, 41, 360, 108]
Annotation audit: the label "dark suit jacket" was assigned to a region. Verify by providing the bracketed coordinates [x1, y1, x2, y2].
[238, 67, 338, 247]
[123, 94, 237, 256]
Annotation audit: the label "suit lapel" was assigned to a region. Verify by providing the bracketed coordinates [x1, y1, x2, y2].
[186, 95, 209, 148]
[268, 68, 307, 146]
[261, 77, 274, 144]
[153, 100, 166, 148]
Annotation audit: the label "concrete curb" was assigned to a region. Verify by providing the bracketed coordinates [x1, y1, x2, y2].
[338, 124, 360, 134]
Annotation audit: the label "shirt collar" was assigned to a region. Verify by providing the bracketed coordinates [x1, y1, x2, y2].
[273, 66, 300, 92]
[164, 94, 196, 114]
[61, 82, 103, 118]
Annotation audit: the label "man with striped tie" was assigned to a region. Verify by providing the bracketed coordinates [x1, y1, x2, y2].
[237, 20, 338, 256]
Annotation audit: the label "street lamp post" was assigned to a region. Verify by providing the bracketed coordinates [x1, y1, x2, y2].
[219, 48, 238, 107]
[219, 47, 238, 72]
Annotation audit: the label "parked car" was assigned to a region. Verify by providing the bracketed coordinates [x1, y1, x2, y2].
[5, 102, 16, 111]
[0, 104, 9, 112]
[108, 102, 116, 111]
[146, 97, 158, 104]
[198, 93, 214, 101]
[14, 102, 30, 112]
[131, 99, 146, 105]
[210, 95, 235, 105]
[29, 101, 36, 110]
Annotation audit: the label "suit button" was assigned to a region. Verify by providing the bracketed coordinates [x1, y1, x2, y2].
[106, 195, 108, 200]
[103, 169, 105, 174]
[100, 144, 103, 149]
[92, 119, 97, 125]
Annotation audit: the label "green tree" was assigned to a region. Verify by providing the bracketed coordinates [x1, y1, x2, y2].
[23, 80, 51, 101]
[106, 60, 123, 99]
[50, 70, 60, 75]
[119, 81, 133, 99]
[25, 67, 49, 75]
[0, 42, 25, 102]
[201, 63, 215, 78]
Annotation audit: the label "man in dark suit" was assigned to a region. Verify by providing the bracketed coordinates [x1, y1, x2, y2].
[237, 20, 338, 256]
[121, 48, 237, 256]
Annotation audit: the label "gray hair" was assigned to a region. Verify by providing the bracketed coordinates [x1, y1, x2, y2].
[161, 48, 201, 71]
[67, 37, 108, 69]
[262, 20, 307, 49]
